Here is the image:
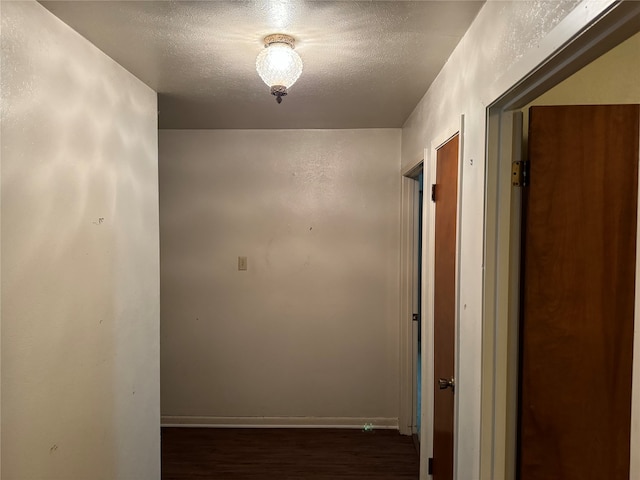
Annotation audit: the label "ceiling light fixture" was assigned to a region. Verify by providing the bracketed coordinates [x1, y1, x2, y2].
[256, 34, 303, 104]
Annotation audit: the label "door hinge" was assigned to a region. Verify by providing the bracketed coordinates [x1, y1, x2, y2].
[412, 313, 420, 322]
[428, 457, 434, 475]
[431, 184, 436, 202]
[511, 160, 530, 187]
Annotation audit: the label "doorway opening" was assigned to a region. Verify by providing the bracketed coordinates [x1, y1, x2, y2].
[398, 160, 424, 444]
[401, 162, 424, 442]
[413, 170, 424, 446]
[481, 3, 640, 479]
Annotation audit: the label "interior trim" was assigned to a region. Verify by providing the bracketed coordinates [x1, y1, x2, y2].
[161, 416, 399, 429]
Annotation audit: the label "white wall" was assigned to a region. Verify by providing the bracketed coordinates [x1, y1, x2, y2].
[1, 2, 160, 479]
[401, 1, 618, 478]
[160, 129, 401, 427]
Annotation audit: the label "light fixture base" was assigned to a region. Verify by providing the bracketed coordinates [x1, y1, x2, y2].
[264, 33, 295, 49]
[270, 85, 288, 104]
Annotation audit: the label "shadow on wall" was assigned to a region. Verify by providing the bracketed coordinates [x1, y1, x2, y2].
[1, 2, 160, 479]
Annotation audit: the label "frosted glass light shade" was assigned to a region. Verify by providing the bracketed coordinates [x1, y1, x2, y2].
[256, 43, 303, 89]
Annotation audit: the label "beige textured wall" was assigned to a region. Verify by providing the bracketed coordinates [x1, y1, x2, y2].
[160, 129, 401, 426]
[522, 28, 640, 132]
[528, 31, 640, 107]
[522, 30, 640, 144]
[1, 2, 160, 479]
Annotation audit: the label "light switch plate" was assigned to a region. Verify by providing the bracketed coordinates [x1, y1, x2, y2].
[238, 256, 248, 271]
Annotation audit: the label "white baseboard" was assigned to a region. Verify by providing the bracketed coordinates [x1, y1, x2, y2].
[161, 416, 399, 430]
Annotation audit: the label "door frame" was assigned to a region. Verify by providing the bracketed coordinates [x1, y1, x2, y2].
[481, 2, 640, 479]
[400, 162, 424, 436]
[419, 116, 464, 480]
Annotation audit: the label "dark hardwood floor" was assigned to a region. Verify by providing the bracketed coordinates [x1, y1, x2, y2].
[162, 427, 419, 479]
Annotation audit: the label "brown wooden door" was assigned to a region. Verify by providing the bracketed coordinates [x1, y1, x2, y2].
[519, 105, 640, 480]
[432, 134, 459, 480]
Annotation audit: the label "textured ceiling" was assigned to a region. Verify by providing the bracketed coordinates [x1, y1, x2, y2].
[40, 1, 485, 129]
